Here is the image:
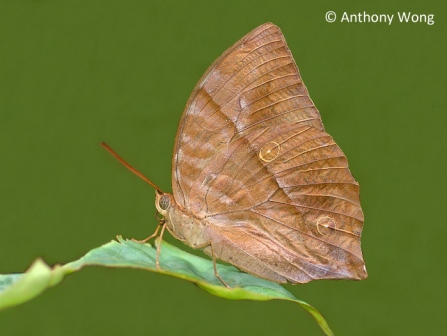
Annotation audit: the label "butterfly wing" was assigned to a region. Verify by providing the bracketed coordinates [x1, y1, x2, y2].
[172, 23, 366, 283]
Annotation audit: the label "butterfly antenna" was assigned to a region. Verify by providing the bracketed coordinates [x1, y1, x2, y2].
[101, 142, 163, 193]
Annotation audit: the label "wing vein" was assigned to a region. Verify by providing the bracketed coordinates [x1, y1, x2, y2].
[269, 200, 363, 221]
[196, 41, 286, 116]
[252, 210, 364, 263]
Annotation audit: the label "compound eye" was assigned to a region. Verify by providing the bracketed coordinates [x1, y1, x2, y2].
[159, 194, 170, 210]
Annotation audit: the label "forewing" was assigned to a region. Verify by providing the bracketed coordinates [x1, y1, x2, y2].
[172, 23, 366, 282]
[172, 23, 323, 207]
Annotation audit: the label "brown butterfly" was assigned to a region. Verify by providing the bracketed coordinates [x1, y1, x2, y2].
[102, 22, 367, 286]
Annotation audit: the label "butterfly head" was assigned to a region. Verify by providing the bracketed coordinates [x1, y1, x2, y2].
[155, 190, 173, 217]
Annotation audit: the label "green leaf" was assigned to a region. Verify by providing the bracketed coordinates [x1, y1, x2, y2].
[0, 259, 65, 310]
[0, 237, 333, 336]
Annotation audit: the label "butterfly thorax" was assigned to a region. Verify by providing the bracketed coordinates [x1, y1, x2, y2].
[155, 191, 211, 249]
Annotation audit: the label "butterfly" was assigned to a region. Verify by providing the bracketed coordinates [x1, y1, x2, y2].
[103, 22, 367, 286]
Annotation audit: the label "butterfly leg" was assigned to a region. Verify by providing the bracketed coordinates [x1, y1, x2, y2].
[154, 223, 167, 269]
[211, 242, 231, 288]
[131, 211, 165, 243]
[130, 211, 167, 269]
[131, 224, 161, 244]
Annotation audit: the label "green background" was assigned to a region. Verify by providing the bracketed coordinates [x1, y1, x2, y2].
[1, 0, 446, 335]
